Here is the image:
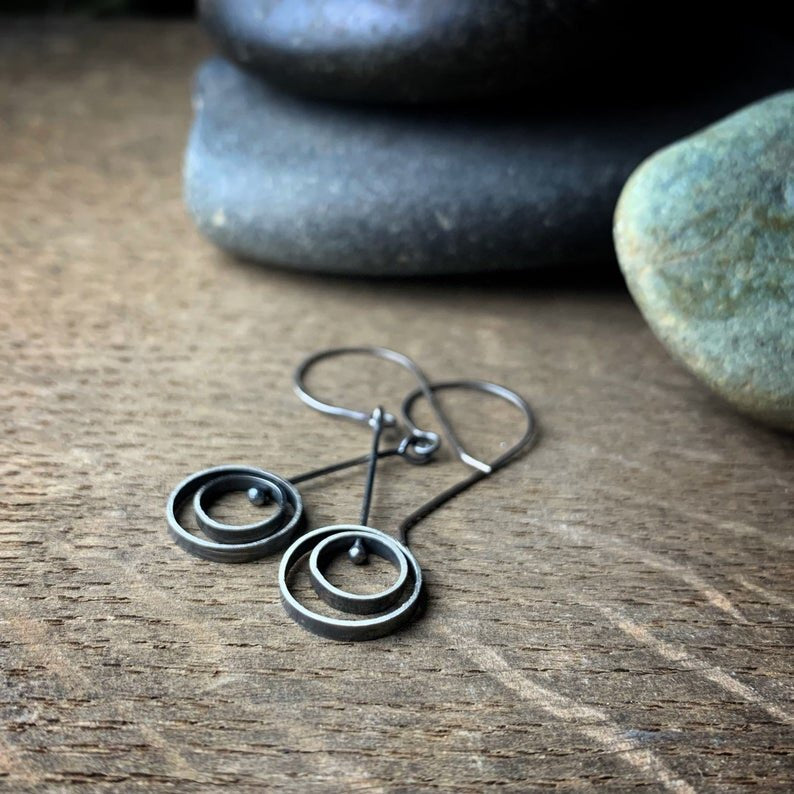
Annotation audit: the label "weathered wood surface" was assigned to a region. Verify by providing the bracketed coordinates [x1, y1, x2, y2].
[0, 22, 792, 792]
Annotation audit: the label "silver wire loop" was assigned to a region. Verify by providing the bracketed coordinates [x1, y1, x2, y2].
[293, 346, 491, 472]
[401, 379, 536, 473]
[397, 379, 537, 545]
[397, 430, 440, 463]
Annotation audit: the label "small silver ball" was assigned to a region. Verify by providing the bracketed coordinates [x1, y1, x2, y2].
[247, 487, 268, 506]
[348, 541, 368, 566]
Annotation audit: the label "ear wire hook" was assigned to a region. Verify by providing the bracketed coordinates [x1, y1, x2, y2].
[293, 346, 492, 473]
[397, 380, 537, 545]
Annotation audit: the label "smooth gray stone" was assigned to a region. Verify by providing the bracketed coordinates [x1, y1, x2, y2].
[184, 55, 794, 277]
[614, 92, 794, 430]
[198, 0, 709, 104]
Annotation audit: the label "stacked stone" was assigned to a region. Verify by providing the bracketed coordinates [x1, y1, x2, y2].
[185, 2, 794, 428]
[185, 1, 792, 277]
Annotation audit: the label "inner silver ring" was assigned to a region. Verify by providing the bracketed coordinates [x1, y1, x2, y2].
[194, 473, 287, 544]
[309, 530, 409, 615]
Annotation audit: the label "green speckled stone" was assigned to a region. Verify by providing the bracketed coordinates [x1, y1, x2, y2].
[614, 91, 794, 430]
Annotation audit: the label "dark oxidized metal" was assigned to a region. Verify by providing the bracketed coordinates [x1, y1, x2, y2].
[166, 465, 303, 563]
[166, 346, 537, 641]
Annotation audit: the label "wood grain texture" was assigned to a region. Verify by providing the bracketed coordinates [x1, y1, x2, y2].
[1, 21, 792, 792]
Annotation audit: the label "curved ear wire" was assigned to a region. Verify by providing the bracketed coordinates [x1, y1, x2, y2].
[294, 346, 431, 428]
[293, 346, 492, 471]
[397, 380, 537, 545]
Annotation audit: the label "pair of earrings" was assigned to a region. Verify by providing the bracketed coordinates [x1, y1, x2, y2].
[166, 346, 536, 641]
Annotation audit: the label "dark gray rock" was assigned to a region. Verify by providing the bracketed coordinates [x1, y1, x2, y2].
[184, 56, 794, 277]
[199, 0, 711, 104]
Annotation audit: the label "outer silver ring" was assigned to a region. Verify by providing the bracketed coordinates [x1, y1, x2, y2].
[166, 465, 304, 563]
[279, 525, 424, 641]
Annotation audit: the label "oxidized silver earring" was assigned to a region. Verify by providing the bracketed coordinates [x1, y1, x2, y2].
[166, 346, 536, 640]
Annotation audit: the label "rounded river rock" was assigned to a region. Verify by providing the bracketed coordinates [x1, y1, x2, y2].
[614, 91, 794, 429]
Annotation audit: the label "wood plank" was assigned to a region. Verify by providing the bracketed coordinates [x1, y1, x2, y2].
[0, 21, 791, 792]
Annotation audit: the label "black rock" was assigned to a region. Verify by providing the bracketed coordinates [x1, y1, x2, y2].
[184, 54, 794, 276]
[199, 0, 719, 104]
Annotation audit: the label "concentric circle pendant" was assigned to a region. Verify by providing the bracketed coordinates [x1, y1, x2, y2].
[166, 465, 304, 563]
[279, 525, 424, 641]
